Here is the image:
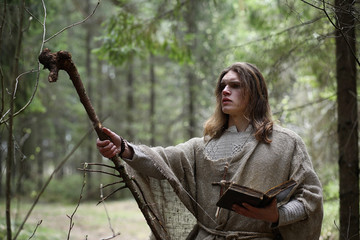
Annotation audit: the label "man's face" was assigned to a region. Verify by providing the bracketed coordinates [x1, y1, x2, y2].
[220, 70, 249, 118]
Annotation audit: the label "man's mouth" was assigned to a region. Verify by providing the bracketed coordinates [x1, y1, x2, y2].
[222, 97, 231, 103]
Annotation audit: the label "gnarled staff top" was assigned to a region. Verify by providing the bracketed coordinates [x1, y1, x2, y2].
[38, 48, 99, 132]
[38, 48, 79, 83]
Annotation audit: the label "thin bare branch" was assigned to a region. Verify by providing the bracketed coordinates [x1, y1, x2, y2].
[301, 0, 360, 66]
[99, 184, 121, 239]
[9, 0, 104, 238]
[28, 220, 42, 240]
[101, 233, 121, 240]
[82, 162, 117, 170]
[300, 0, 324, 11]
[44, 0, 101, 43]
[221, 16, 324, 53]
[39, 0, 46, 53]
[130, 178, 169, 229]
[334, 206, 360, 240]
[78, 168, 121, 178]
[0, 0, 46, 125]
[67, 167, 87, 240]
[24, 6, 42, 25]
[0, 0, 103, 124]
[101, 180, 125, 189]
[5, 1, 25, 237]
[273, 94, 336, 116]
[321, 1, 359, 66]
[0, 69, 38, 124]
[97, 186, 127, 205]
[13, 127, 92, 239]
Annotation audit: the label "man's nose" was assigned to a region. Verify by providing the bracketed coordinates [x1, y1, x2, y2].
[222, 86, 231, 95]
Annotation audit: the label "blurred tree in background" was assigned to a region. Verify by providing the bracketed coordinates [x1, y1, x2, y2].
[0, 0, 359, 239]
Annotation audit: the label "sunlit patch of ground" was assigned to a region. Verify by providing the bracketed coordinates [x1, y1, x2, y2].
[2, 199, 151, 240]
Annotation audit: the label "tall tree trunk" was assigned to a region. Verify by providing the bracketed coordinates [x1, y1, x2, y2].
[0, 1, 6, 173]
[0, 133, 3, 196]
[6, 100, 14, 240]
[149, 54, 156, 146]
[6, 1, 25, 238]
[186, 70, 196, 138]
[0, 0, 6, 53]
[126, 57, 134, 139]
[335, 0, 359, 239]
[184, 1, 199, 139]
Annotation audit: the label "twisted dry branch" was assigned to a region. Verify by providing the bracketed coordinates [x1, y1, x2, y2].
[97, 186, 128, 205]
[77, 168, 120, 178]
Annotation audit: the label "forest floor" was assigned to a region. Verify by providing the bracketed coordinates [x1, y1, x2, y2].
[1, 197, 339, 240]
[1, 199, 151, 240]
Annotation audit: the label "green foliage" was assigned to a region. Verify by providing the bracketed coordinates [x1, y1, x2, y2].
[322, 176, 340, 239]
[94, 2, 191, 65]
[20, 170, 130, 204]
[40, 174, 85, 203]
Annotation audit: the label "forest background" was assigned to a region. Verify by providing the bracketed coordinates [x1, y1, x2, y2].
[0, 0, 359, 239]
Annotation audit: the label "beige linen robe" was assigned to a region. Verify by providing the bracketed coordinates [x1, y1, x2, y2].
[124, 124, 323, 240]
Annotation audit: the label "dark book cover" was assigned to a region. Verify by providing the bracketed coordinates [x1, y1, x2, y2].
[216, 179, 297, 210]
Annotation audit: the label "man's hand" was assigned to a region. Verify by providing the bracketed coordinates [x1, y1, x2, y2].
[232, 198, 279, 223]
[96, 127, 122, 158]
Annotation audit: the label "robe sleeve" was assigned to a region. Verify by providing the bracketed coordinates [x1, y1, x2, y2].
[121, 139, 201, 240]
[123, 138, 201, 184]
[276, 200, 307, 227]
[122, 144, 165, 179]
[122, 137, 204, 215]
[278, 135, 323, 240]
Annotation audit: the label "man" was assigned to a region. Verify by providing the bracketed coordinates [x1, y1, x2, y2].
[97, 62, 323, 239]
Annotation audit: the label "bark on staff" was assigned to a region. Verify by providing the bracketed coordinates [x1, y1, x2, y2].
[38, 48, 168, 240]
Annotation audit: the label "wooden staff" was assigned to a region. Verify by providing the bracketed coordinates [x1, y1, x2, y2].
[38, 48, 168, 240]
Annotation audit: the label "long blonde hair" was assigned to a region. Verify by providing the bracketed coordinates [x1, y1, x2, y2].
[203, 62, 273, 143]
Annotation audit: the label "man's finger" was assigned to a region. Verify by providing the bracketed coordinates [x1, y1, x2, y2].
[97, 139, 110, 147]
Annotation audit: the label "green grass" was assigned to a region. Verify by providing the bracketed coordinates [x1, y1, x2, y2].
[320, 182, 339, 240]
[0, 200, 150, 240]
[321, 199, 339, 240]
[1, 195, 339, 240]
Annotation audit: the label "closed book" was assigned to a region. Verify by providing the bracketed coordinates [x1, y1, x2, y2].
[216, 179, 297, 210]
